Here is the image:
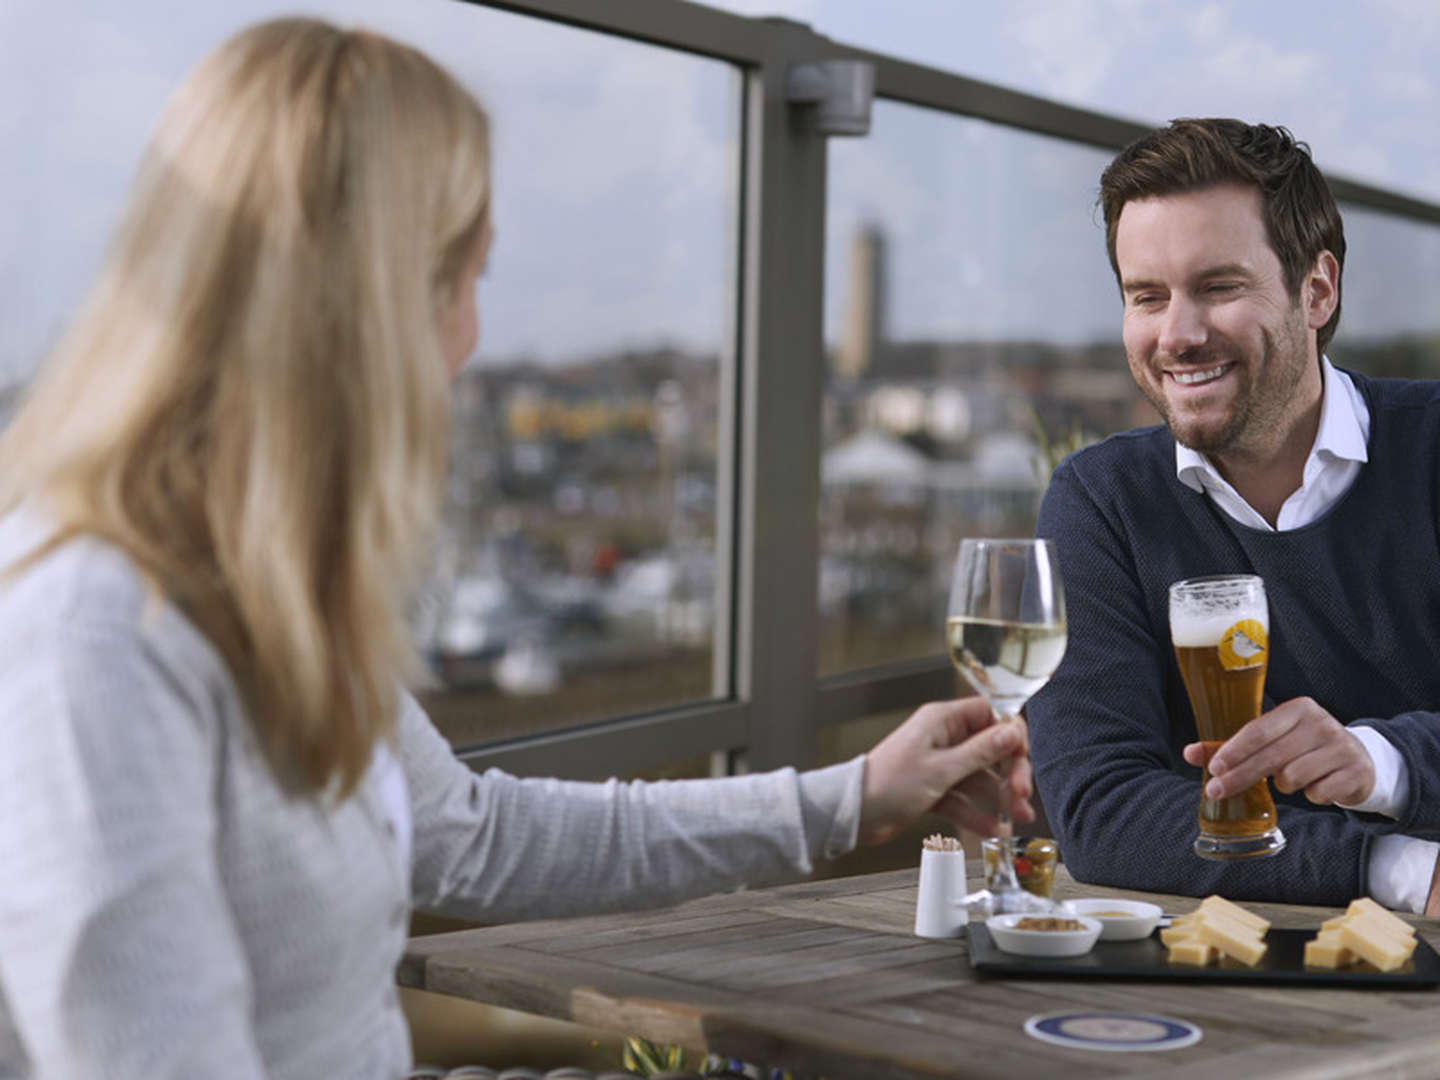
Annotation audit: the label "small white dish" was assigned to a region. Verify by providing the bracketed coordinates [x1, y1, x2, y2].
[985, 913, 1102, 957]
[1066, 898, 1163, 941]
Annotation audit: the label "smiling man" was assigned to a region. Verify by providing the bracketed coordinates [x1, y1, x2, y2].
[1026, 118, 1440, 913]
[1118, 182, 1333, 524]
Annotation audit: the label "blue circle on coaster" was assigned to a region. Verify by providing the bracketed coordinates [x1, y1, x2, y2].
[1024, 1011, 1202, 1052]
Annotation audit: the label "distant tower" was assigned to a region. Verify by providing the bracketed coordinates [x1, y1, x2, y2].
[836, 222, 887, 380]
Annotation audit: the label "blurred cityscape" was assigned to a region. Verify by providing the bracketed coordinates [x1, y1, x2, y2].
[412, 219, 1440, 747]
[2, 220, 1437, 751]
[414, 222, 1148, 743]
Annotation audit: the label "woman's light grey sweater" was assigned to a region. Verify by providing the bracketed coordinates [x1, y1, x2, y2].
[0, 513, 864, 1079]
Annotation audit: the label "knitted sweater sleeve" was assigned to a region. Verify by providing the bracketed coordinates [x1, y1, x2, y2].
[1356, 714, 1440, 837]
[1028, 457, 1372, 905]
[0, 613, 265, 1080]
[398, 694, 864, 922]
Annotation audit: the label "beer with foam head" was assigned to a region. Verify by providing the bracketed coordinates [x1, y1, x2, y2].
[1169, 575, 1286, 859]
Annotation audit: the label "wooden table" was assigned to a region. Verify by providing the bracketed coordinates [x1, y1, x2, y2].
[400, 867, 1440, 1079]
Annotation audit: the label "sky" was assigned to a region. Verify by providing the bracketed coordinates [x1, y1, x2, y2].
[2, 0, 1438, 383]
[714, 0, 1440, 205]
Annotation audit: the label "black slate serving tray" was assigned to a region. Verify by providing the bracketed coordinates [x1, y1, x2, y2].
[967, 925, 1440, 989]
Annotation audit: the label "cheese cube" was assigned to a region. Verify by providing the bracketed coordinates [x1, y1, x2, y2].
[1345, 898, 1416, 940]
[1161, 923, 1201, 947]
[1167, 939, 1217, 965]
[1339, 920, 1414, 972]
[1194, 912, 1268, 966]
[1328, 913, 1412, 951]
[1310, 901, 1417, 973]
[1304, 931, 1353, 969]
[1198, 905, 1263, 939]
[1199, 894, 1270, 934]
[1162, 897, 1274, 968]
[1353, 910, 1416, 951]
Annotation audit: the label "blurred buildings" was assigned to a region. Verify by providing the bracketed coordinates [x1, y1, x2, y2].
[836, 223, 887, 380]
[419, 208, 1440, 698]
[419, 219, 1151, 693]
[418, 347, 719, 702]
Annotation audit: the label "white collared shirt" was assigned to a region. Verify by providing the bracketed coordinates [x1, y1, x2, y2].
[1175, 354, 1370, 529]
[1174, 356, 1434, 912]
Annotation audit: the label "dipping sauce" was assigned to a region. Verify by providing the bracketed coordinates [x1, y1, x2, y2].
[1089, 910, 1137, 918]
[1012, 917, 1086, 932]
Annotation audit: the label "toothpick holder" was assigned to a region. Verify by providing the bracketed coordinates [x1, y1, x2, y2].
[914, 848, 967, 938]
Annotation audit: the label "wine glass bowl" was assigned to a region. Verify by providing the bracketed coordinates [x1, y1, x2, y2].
[947, 538, 1066, 914]
[945, 612, 1067, 718]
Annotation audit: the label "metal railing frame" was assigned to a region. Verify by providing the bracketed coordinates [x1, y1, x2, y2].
[449, 0, 1440, 780]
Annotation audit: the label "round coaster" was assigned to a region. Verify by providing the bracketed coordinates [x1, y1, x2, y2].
[1023, 1011, 1202, 1052]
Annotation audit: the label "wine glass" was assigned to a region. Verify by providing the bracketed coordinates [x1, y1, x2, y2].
[947, 538, 1066, 914]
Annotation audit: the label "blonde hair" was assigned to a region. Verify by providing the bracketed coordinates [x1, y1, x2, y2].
[0, 18, 491, 796]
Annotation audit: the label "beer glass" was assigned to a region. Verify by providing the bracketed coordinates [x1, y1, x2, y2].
[948, 539, 1066, 909]
[1168, 574, 1286, 860]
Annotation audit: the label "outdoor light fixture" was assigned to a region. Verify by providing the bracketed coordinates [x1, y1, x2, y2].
[786, 59, 875, 136]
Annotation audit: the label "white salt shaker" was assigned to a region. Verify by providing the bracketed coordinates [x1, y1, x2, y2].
[913, 845, 967, 938]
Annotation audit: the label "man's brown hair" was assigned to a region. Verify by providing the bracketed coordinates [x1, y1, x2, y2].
[1099, 117, 1345, 353]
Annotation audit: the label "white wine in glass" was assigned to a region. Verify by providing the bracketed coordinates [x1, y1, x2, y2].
[947, 538, 1066, 912]
[945, 618, 1068, 719]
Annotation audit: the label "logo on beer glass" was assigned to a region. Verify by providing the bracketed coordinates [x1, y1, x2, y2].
[1168, 575, 1286, 861]
[1218, 619, 1267, 671]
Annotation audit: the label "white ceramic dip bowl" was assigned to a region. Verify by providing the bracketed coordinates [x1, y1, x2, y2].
[1064, 898, 1164, 942]
[985, 913, 1102, 957]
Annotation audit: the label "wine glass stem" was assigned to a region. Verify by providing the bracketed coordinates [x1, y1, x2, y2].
[986, 709, 1021, 892]
[994, 760, 1013, 835]
[992, 709, 1017, 836]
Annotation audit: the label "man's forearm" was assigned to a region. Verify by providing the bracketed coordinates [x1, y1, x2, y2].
[1037, 745, 1371, 906]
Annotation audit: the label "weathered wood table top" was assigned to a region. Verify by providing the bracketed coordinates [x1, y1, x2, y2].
[400, 866, 1440, 1079]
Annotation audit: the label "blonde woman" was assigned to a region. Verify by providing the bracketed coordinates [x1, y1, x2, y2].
[0, 18, 1033, 1080]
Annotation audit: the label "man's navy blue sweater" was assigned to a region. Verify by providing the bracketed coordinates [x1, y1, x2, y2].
[1030, 371, 1440, 904]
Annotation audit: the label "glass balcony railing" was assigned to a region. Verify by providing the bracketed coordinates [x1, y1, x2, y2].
[7, 0, 1440, 777]
[818, 102, 1144, 675]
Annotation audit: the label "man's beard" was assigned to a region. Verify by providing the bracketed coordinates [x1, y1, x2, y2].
[1148, 347, 1253, 455]
[1142, 315, 1311, 458]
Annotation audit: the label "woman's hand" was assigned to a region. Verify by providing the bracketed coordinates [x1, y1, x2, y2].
[858, 697, 1034, 845]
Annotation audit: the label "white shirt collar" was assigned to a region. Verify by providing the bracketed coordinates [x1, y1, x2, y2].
[1176, 354, 1369, 494]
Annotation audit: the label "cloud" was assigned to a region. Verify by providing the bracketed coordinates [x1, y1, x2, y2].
[1371, 0, 1440, 41]
[5, 0, 1438, 381]
[706, 0, 823, 20]
[1183, 3, 1228, 44]
[1005, 1, 1139, 104]
[0, 5, 194, 381]
[1, 0, 744, 373]
[1376, 69, 1434, 104]
[825, 103, 1118, 347]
